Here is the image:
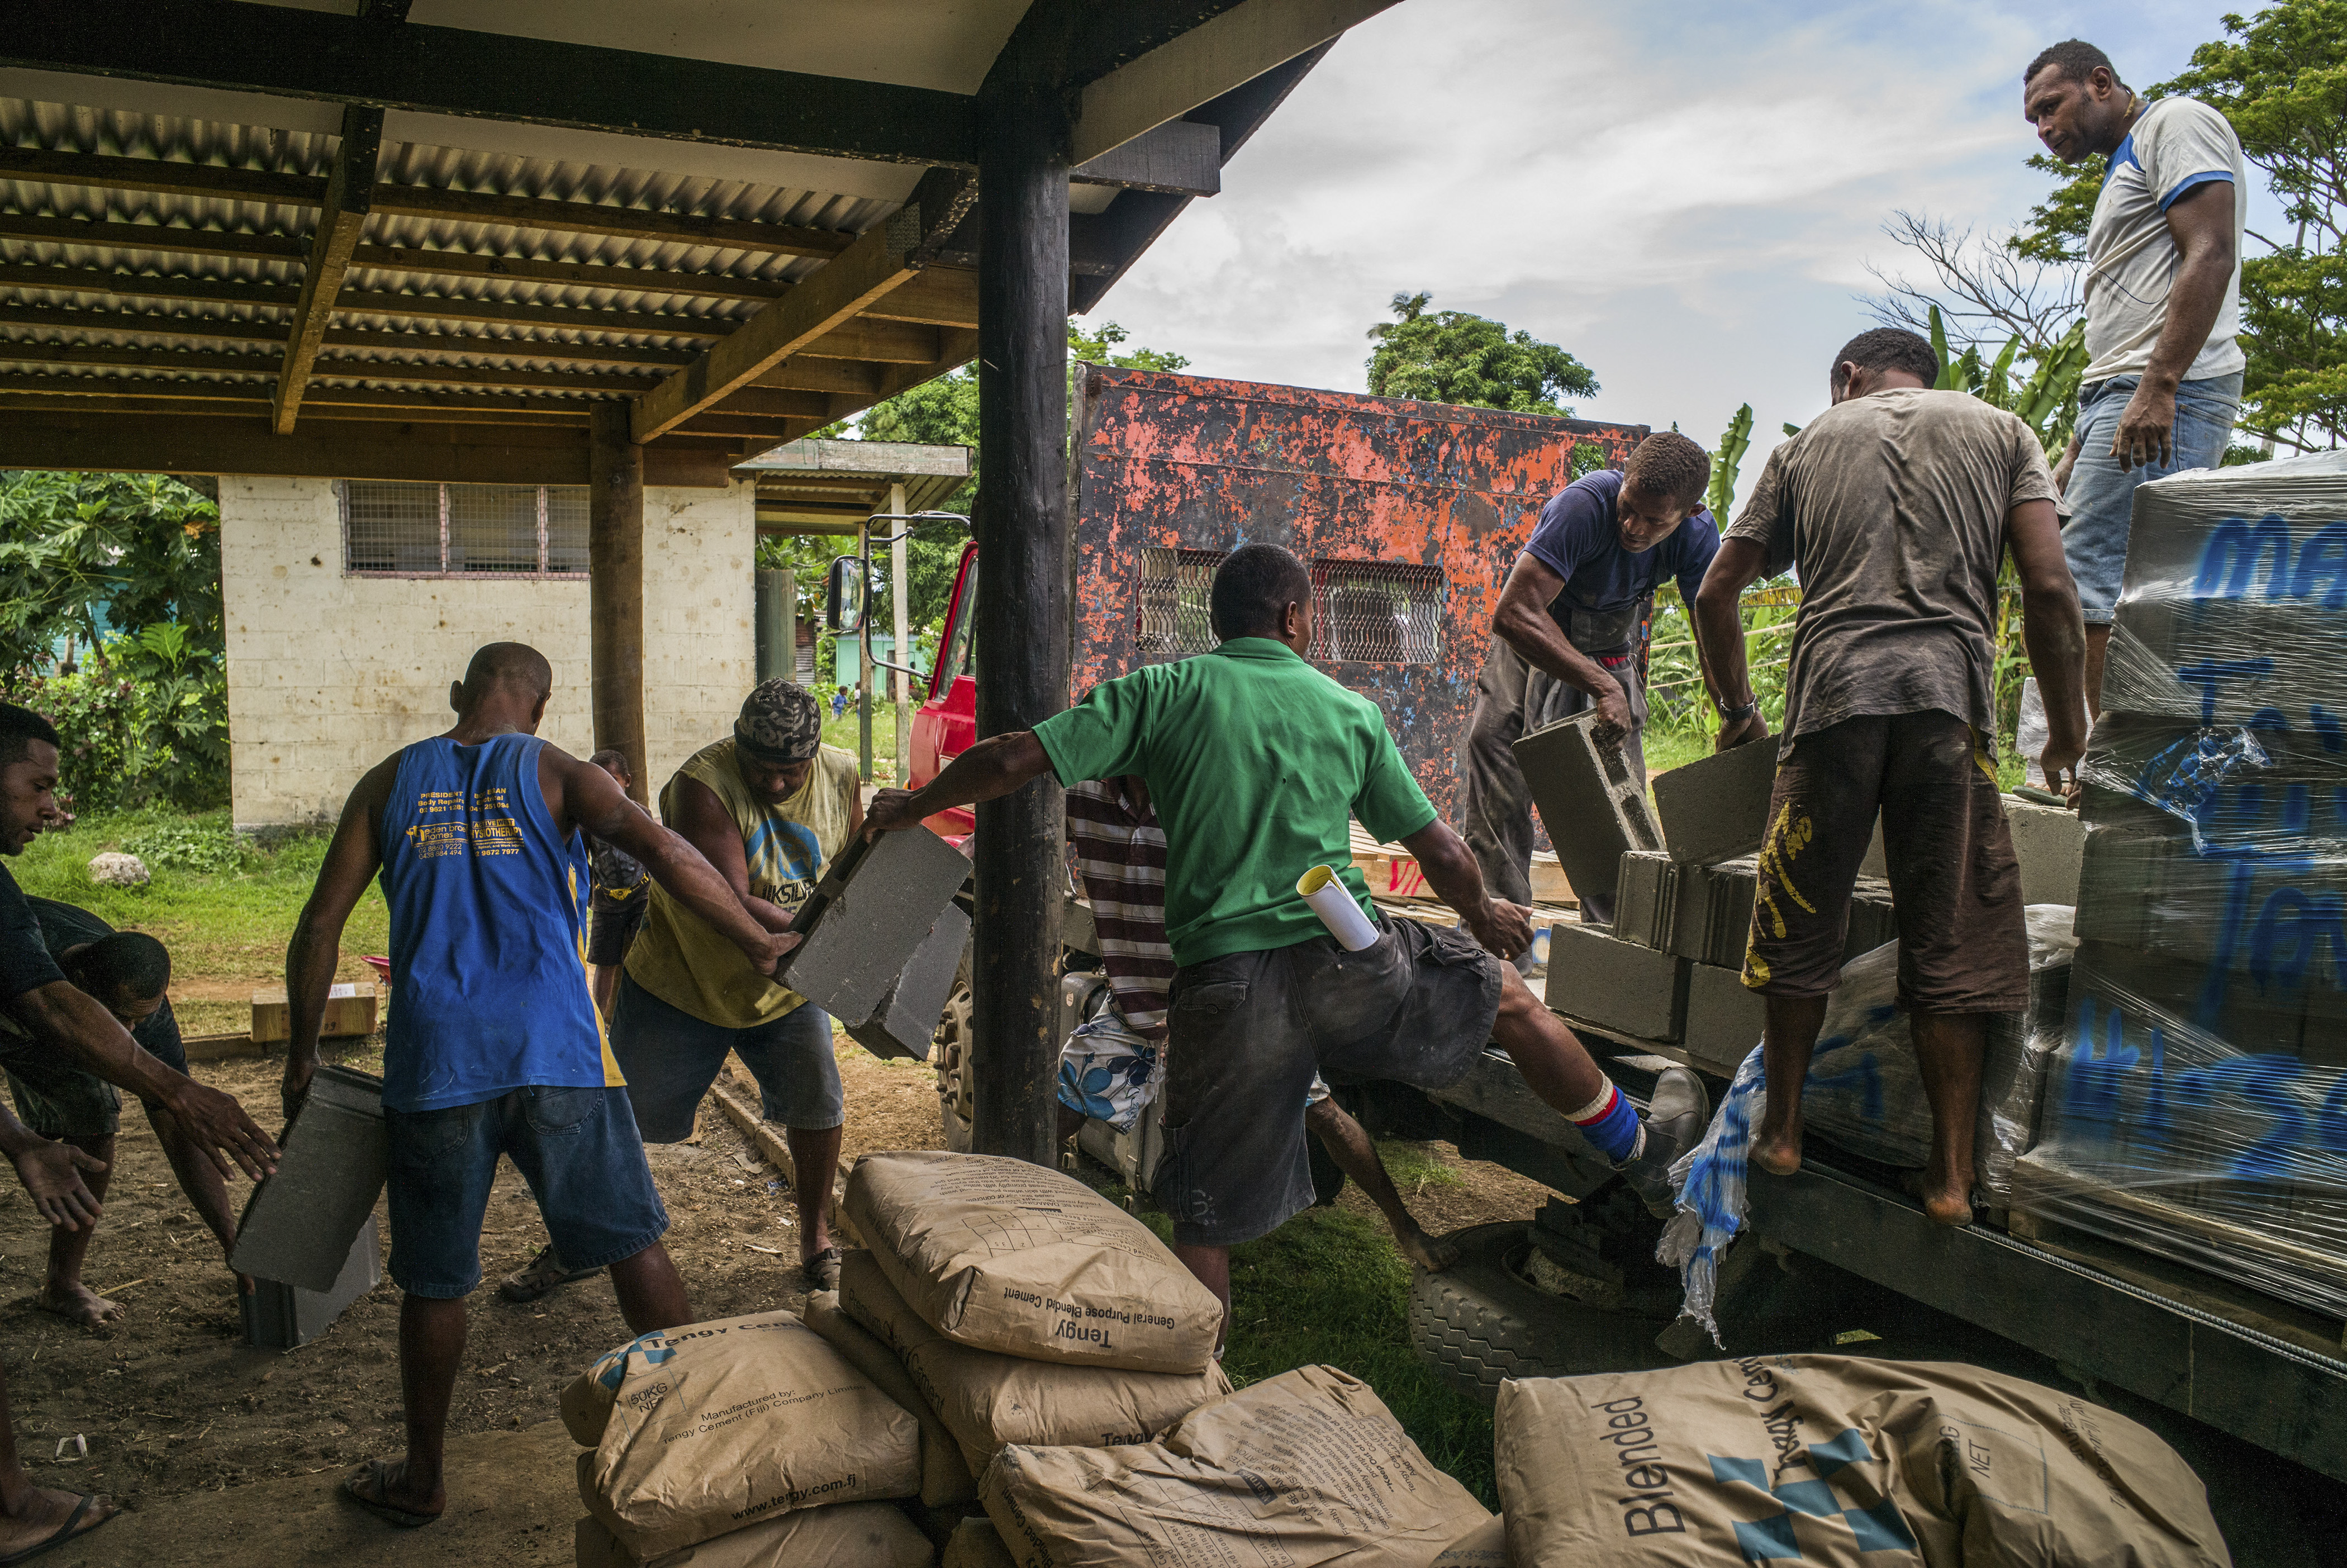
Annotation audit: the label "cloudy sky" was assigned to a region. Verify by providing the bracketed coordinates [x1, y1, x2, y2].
[1101, 0, 2258, 492]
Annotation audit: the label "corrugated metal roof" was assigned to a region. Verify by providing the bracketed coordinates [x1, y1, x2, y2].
[0, 89, 900, 431]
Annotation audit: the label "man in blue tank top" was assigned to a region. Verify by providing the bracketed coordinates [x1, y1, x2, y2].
[284, 644, 796, 1528]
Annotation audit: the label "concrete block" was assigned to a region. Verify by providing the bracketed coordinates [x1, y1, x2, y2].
[843, 901, 970, 1063]
[1611, 852, 1678, 950]
[241, 1213, 381, 1351]
[778, 826, 972, 1026]
[1673, 856, 1757, 968]
[1515, 711, 1663, 918]
[1653, 739, 1778, 865]
[1684, 962, 1768, 1065]
[2004, 796, 2083, 907]
[1545, 921, 1687, 1042]
[229, 1064, 387, 1294]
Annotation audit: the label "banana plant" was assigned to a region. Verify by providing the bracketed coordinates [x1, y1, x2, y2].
[1708, 403, 1754, 520]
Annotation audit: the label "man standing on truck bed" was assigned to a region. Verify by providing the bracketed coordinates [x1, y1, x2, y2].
[866, 544, 1708, 1339]
[284, 643, 796, 1527]
[2023, 39, 2246, 715]
[1694, 329, 2090, 1227]
[1464, 431, 1746, 925]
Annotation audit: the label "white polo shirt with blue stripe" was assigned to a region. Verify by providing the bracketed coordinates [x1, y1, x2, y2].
[2082, 95, 2247, 386]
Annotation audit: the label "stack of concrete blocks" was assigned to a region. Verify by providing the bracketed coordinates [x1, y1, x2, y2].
[2017, 458, 2347, 1317]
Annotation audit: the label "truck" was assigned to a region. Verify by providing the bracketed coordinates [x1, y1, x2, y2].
[897, 364, 2347, 1535]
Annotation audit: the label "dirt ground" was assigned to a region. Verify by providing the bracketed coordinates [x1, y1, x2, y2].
[0, 1032, 1543, 1562]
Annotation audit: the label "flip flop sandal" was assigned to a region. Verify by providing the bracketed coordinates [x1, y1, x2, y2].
[497, 1244, 601, 1304]
[0, 1494, 112, 1566]
[801, 1247, 843, 1292]
[340, 1461, 441, 1529]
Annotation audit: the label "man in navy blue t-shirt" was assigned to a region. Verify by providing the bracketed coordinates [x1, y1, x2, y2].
[1463, 432, 1757, 923]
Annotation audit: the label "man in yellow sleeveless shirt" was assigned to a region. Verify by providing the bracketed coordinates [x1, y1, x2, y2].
[505, 681, 861, 1297]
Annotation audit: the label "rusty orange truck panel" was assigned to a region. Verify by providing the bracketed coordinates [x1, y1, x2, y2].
[1067, 363, 1648, 818]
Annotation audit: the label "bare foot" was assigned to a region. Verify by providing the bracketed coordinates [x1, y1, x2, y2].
[1394, 1225, 1459, 1274]
[1750, 1133, 1803, 1177]
[0, 1486, 116, 1557]
[1919, 1180, 1975, 1228]
[35, 1281, 123, 1328]
[341, 1457, 445, 1526]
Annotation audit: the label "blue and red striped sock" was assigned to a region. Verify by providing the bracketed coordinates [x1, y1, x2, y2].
[1568, 1081, 1645, 1165]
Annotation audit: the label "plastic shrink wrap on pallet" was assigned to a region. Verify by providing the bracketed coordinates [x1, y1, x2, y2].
[2014, 453, 2347, 1320]
[1799, 906, 2075, 1205]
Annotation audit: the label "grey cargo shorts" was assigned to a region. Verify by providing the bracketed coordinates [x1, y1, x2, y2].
[1151, 914, 1504, 1247]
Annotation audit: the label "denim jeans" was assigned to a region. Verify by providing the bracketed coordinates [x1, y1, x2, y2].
[2063, 372, 2242, 623]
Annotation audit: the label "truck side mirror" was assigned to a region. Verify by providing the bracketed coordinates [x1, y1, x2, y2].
[825, 554, 866, 635]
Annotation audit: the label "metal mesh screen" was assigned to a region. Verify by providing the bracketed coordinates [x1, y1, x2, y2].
[1310, 559, 1446, 664]
[545, 486, 590, 574]
[445, 483, 541, 573]
[1135, 547, 1222, 662]
[341, 480, 441, 573]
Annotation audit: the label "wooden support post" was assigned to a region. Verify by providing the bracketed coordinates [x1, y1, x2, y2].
[890, 478, 913, 782]
[969, 84, 1071, 1167]
[589, 403, 648, 804]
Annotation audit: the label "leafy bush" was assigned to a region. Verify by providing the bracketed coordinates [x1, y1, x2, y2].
[11, 628, 229, 812]
[118, 817, 251, 875]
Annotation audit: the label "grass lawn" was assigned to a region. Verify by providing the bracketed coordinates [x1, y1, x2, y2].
[9, 806, 384, 1033]
[1097, 1150, 1500, 1506]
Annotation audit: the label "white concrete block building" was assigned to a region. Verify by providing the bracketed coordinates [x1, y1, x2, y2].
[221, 475, 756, 831]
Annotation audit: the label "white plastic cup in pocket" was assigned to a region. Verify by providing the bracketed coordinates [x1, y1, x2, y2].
[1296, 865, 1379, 952]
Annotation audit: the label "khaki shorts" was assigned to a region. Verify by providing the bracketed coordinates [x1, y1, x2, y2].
[1742, 711, 2028, 1013]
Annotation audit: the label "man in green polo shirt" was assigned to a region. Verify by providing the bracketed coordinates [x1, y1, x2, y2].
[866, 544, 1705, 1327]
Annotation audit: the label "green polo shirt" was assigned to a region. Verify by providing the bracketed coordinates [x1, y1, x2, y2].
[1033, 638, 1437, 967]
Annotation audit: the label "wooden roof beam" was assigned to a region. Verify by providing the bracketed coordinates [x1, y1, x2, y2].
[629, 172, 975, 443]
[275, 103, 381, 433]
[1, 0, 980, 169]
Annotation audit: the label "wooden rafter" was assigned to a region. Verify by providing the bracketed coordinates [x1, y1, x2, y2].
[275, 103, 381, 433]
[1, 0, 981, 169]
[630, 208, 929, 444]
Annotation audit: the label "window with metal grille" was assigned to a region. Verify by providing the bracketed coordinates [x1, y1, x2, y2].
[339, 479, 591, 577]
[1133, 548, 1446, 665]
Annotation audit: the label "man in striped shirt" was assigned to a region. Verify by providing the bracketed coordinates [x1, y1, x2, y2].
[1055, 777, 1458, 1272]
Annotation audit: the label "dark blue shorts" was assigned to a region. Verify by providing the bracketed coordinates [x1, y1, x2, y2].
[608, 973, 842, 1142]
[384, 1085, 667, 1299]
[0, 996, 187, 1139]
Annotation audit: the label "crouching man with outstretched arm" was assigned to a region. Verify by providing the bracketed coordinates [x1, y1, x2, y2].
[865, 545, 1709, 1346]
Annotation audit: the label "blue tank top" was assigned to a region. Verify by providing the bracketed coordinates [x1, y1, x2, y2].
[377, 733, 619, 1113]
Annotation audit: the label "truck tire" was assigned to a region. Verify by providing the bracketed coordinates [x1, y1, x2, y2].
[935, 981, 974, 1153]
[1408, 1222, 1674, 1404]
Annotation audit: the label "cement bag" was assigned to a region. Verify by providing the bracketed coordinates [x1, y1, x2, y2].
[842, 1248, 1228, 1475]
[1494, 1356, 2230, 1568]
[981, 1365, 1491, 1568]
[1432, 1517, 1510, 1566]
[571, 1310, 922, 1559]
[1803, 906, 2076, 1205]
[943, 1517, 1019, 1568]
[571, 1502, 934, 1568]
[844, 1149, 1222, 1373]
[804, 1287, 980, 1506]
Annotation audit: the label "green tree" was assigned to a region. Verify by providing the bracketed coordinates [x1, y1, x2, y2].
[1363, 292, 1598, 415]
[0, 472, 230, 807]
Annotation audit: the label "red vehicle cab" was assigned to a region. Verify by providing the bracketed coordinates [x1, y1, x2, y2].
[909, 539, 979, 839]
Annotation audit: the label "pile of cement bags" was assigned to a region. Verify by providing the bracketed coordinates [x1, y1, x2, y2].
[562, 1309, 932, 1567]
[1493, 1356, 2228, 1567]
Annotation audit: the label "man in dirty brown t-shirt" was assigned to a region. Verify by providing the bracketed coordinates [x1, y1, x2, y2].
[1693, 326, 2089, 1227]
